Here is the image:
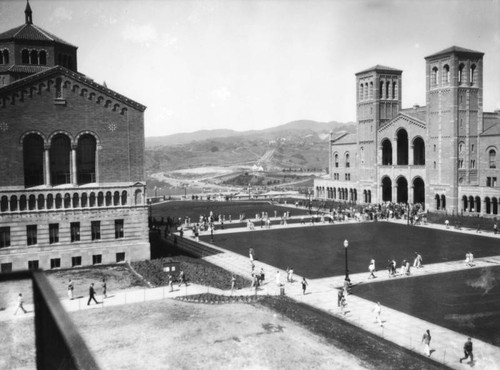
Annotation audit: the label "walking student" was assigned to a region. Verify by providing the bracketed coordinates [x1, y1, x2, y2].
[460, 337, 474, 364]
[101, 278, 107, 299]
[373, 302, 383, 327]
[87, 283, 99, 305]
[368, 258, 376, 279]
[14, 293, 27, 315]
[301, 277, 308, 295]
[421, 329, 431, 357]
[67, 279, 74, 300]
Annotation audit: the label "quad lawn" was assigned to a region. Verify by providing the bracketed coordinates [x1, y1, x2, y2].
[201, 222, 500, 279]
[354, 266, 500, 347]
[151, 200, 310, 222]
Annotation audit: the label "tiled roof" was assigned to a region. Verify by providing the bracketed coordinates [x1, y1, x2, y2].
[425, 46, 483, 59]
[0, 23, 76, 48]
[7, 65, 51, 73]
[356, 65, 402, 75]
[332, 132, 356, 145]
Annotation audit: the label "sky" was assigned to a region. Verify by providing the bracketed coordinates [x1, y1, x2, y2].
[1, 0, 499, 137]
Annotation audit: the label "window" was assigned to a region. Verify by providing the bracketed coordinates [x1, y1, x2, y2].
[489, 149, 496, 168]
[487, 177, 497, 188]
[345, 153, 350, 168]
[0, 227, 10, 248]
[27, 225, 37, 245]
[458, 63, 465, 84]
[116, 252, 125, 263]
[334, 154, 339, 168]
[92, 254, 102, 265]
[471, 144, 475, 153]
[470, 64, 476, 84]
[91, 221, 101, 241]
[28, 260, 39, 270]
[70, 222, 80, 242]
[1, 263, 12, 273]
[458, 159, 464, 169]
[471, 160, 476, 169]
[432, 67, 439, 86]
[71, 256, 82, 267]
[433, 161, 437, 169]
[115, 219, 124, 239]
[22, 49, 29, 64]
[50, 258, 61, 269]
[49, 223, 59, 244]
[443, 65, 450, 84]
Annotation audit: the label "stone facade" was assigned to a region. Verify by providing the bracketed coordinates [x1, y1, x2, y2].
[0, 3, 150, 272]
[315, 46, 500, 216]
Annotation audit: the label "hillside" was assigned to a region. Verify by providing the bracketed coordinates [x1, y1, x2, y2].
[145, 120, 355, 174]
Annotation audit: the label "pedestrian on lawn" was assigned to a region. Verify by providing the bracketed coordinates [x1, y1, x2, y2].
[340, 295, 347, 315]
[459, 337, 474, 364]
[67, 279, 74, 300]
[337, 289, 344, 307]
[368, 258, 376, 279]
[14, 293, 27, 315]
[289, 267, 294, 283]
[87, 283, 99, 305]
[421, 329, 431, 357]
[301, 277, 308, 295]
[230, 275, 236, 295]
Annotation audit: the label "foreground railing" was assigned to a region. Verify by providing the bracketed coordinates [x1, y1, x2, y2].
[0, 271, 99, 370]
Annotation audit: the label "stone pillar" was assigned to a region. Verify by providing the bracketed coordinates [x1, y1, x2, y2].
[409, 186, 414, 204]
[44, 146, 50, 185]
[393, 138, 398, 166]
[95, 146, 101, 183]
[409, 145, 414, 166]
[71, 145, 77, 185]
[392, 185, 398, 203]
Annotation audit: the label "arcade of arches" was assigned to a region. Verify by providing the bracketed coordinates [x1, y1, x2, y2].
[381, 130, 425, 166]
[23, 132, 99, 188]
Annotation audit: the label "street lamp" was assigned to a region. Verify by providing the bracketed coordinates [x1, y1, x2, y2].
[344, 239, 349, 281]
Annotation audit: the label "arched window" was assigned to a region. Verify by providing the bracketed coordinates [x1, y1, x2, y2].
[370, 82, 373, 99]
[360, 84, 364, 100]
[379, 81, 384, 98]
[55, 193, 62, 209]
[458, 63, 465, 84]
[134, 189, 143, 205]
[385, 80, 390, 98]
[365, 83, 369, 100]
[97, 192, 104, 207]
[0, 50, 3, 64]
[345, 153, 350, 168]
[105, 191, 112, 206]
[47, 194, 53, 209]
[397, 129, 409, 165]
[72, 193, 79, 208]
[19, 195, 27, 211]
[77, 134, 97, 184]
[121, 191, 128, 205]
[413, 137, 425, 165]
[37, 194, 44, 210]
[10, 195, 18, 212]
[334, 153, 339, 168]
[28, 195, 36, 210]
[39, 50, 46, 65]
[489, 149, 496, 168]
[64, 193, 71, 208]
[23, 133, 44, 187]
[470, 64, 476, 85]
[113, 191, 120, 206]
[22, 49, 29, 64]
[392, 82, 397, 99]
[432, 67, 439, 86]
[81, 193, 88, 207]
[381, 139, 392, 165]
[50, 134, 71, 185]
[441, 194, 446, 210]
[89, 192, 96, 207]
[443, 65, 450, 84]
[30, 50, 38, 64]
[1, 196, 8, 212]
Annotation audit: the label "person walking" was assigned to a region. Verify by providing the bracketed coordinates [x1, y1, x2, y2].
[101, 278, 107, 299]
[87, 283, 99, 305]
[421, 329, 431, 357]
[413, 252, 423, 268]
[340, 295, 347, 315]
[230, 275, 236, 295]
[337, 289, 344, 307]
[460, 337, 474, 364]
[301, 277, 308, 295]
[373, 302, 383, 327]
[67, 279, 74, 300]
[368, 259, 376, 279]
[14, 293, 27, 315]
[494, 223, 498, 235]
[168, 274, 174, 292]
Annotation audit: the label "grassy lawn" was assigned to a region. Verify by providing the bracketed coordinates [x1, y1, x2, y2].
[202, 222, 500, 279]
[2, 297, 450, 370]
[354, 265, 500, 347]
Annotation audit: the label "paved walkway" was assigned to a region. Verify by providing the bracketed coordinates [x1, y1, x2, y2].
[4, 215, 500, 369]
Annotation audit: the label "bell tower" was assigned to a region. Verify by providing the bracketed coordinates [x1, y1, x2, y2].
[425, 46, 484, 212]
[355, 65, 402, 183]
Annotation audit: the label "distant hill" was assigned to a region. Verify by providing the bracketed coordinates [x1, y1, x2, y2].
[145, 120, 356, 174]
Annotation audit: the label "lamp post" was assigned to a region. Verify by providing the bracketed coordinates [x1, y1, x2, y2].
[344, 239, 349, 281]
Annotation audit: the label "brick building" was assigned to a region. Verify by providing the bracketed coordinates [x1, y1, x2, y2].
[0, 3, 150, 272]
[315, 46, 500, 215]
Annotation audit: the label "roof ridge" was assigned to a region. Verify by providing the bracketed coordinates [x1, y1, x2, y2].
[31, 24, 55, 42]
[12, 23, 28, 38]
